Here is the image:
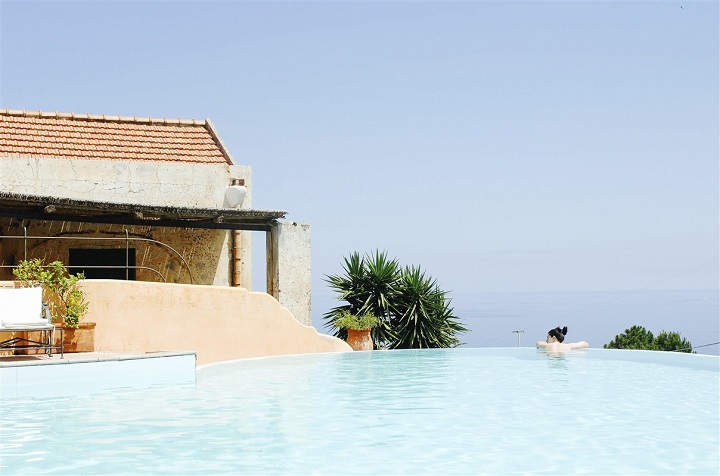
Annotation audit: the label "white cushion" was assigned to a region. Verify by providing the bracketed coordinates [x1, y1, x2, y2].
[0, 286, 49, 328]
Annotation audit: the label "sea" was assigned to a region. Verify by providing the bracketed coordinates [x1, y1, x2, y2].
[312, 289, 720, 356]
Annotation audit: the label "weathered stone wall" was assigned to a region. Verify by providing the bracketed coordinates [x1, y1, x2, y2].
[0, 219, 233, 285]
[0, 155, 252, 208]
[0, 156, 253, 287]
[267, 222, 311, 325]
[0, 156, 316, 323]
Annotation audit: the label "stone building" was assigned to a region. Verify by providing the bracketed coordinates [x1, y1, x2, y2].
[0, 109, 312, 325]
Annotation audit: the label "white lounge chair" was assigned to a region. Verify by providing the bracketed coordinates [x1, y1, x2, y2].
[0, 286, 63, 358]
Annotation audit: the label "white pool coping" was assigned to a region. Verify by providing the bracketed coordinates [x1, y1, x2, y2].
[0, 351, 196, 398]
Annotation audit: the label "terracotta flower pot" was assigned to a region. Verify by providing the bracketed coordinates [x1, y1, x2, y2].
[54, 322, 96, 353]
[346, 328, 373, 351]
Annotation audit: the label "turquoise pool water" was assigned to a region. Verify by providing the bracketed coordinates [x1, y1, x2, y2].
[1, 348, 718, 475]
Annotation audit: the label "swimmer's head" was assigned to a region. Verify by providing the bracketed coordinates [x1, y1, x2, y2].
[547, 326, 568, 343]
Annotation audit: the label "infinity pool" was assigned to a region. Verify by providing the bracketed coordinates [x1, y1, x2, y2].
[1, 348, 718, 475]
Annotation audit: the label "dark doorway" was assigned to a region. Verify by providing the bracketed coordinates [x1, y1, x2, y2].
[69, 248, 136, 280]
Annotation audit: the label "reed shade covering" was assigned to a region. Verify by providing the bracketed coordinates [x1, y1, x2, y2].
[0, 191, 286, 231]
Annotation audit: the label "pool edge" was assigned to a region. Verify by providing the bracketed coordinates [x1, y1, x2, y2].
[0, 352, 196, 398]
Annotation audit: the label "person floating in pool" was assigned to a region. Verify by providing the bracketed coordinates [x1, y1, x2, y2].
[536, 326, 589, 352]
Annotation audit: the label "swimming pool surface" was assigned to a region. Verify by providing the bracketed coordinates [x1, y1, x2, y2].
[1, 348, 718, 474]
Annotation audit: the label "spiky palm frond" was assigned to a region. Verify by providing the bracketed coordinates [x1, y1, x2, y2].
[323, 250, 400, 348]
[325, 251, 466, 350]
[390, 265, 467, 349]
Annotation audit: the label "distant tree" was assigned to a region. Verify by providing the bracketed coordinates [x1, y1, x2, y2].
[653, 331, 693, 353]
[604, 325, 693, 353]
[324, 250, 467, 349]
[604, 325, 655, 350]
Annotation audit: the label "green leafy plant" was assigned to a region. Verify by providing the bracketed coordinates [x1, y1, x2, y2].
[11, 257, 48, 286]
[653, 330, 693, 352]
[603, 325, 655, 350]
[334, 311, 379, 331]
[604, 325, 693, 353]
[13, 258, 89, 328]
[391, 265, 466, 349]
[324, 250, 399, 346]
[324, 250, 467, 349]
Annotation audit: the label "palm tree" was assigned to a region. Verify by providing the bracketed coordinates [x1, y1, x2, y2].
[324, 250, 399, 348]
[325, 251, 467, 349]
[391, 265, 467, 348]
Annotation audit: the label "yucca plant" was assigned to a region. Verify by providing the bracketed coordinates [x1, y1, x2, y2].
[324, 250, 399, 348]
[325, 250, 466, 349]
[391, 266, 466, 349]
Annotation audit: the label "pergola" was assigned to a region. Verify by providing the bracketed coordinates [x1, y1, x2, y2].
[0, 191, 286, 232]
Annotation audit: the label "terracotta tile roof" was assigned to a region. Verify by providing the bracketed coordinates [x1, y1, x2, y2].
[0, 109, 234, 165]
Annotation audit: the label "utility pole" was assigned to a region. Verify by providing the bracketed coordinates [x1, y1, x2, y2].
[512, 330, 524, 347]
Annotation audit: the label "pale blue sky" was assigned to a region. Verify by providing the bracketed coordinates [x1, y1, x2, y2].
[1, 1, 718, 304]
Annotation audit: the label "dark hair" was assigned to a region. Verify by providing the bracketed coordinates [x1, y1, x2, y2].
[548, 326, 568, 343]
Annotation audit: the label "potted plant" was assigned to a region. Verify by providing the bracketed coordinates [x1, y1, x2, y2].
[334, 311, 378, 351]
[13, 258, 94, 352]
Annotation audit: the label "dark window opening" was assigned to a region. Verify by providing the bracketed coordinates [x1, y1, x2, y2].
[69, 248, 136, 280]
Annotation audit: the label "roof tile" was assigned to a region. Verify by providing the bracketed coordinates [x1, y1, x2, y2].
[0, 109, 233, 164]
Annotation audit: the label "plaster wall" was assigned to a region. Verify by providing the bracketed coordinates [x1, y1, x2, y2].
[80, 280, 350, 365]
[267, 222, 311, 325]
[0, 156, 252, 209]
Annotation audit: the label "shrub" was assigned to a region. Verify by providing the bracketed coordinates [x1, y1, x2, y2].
[334, 311, 379, 331]
[13, 258, 89, 328]
[604, 325, 693, 353]
[325, 250, 467, 349]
